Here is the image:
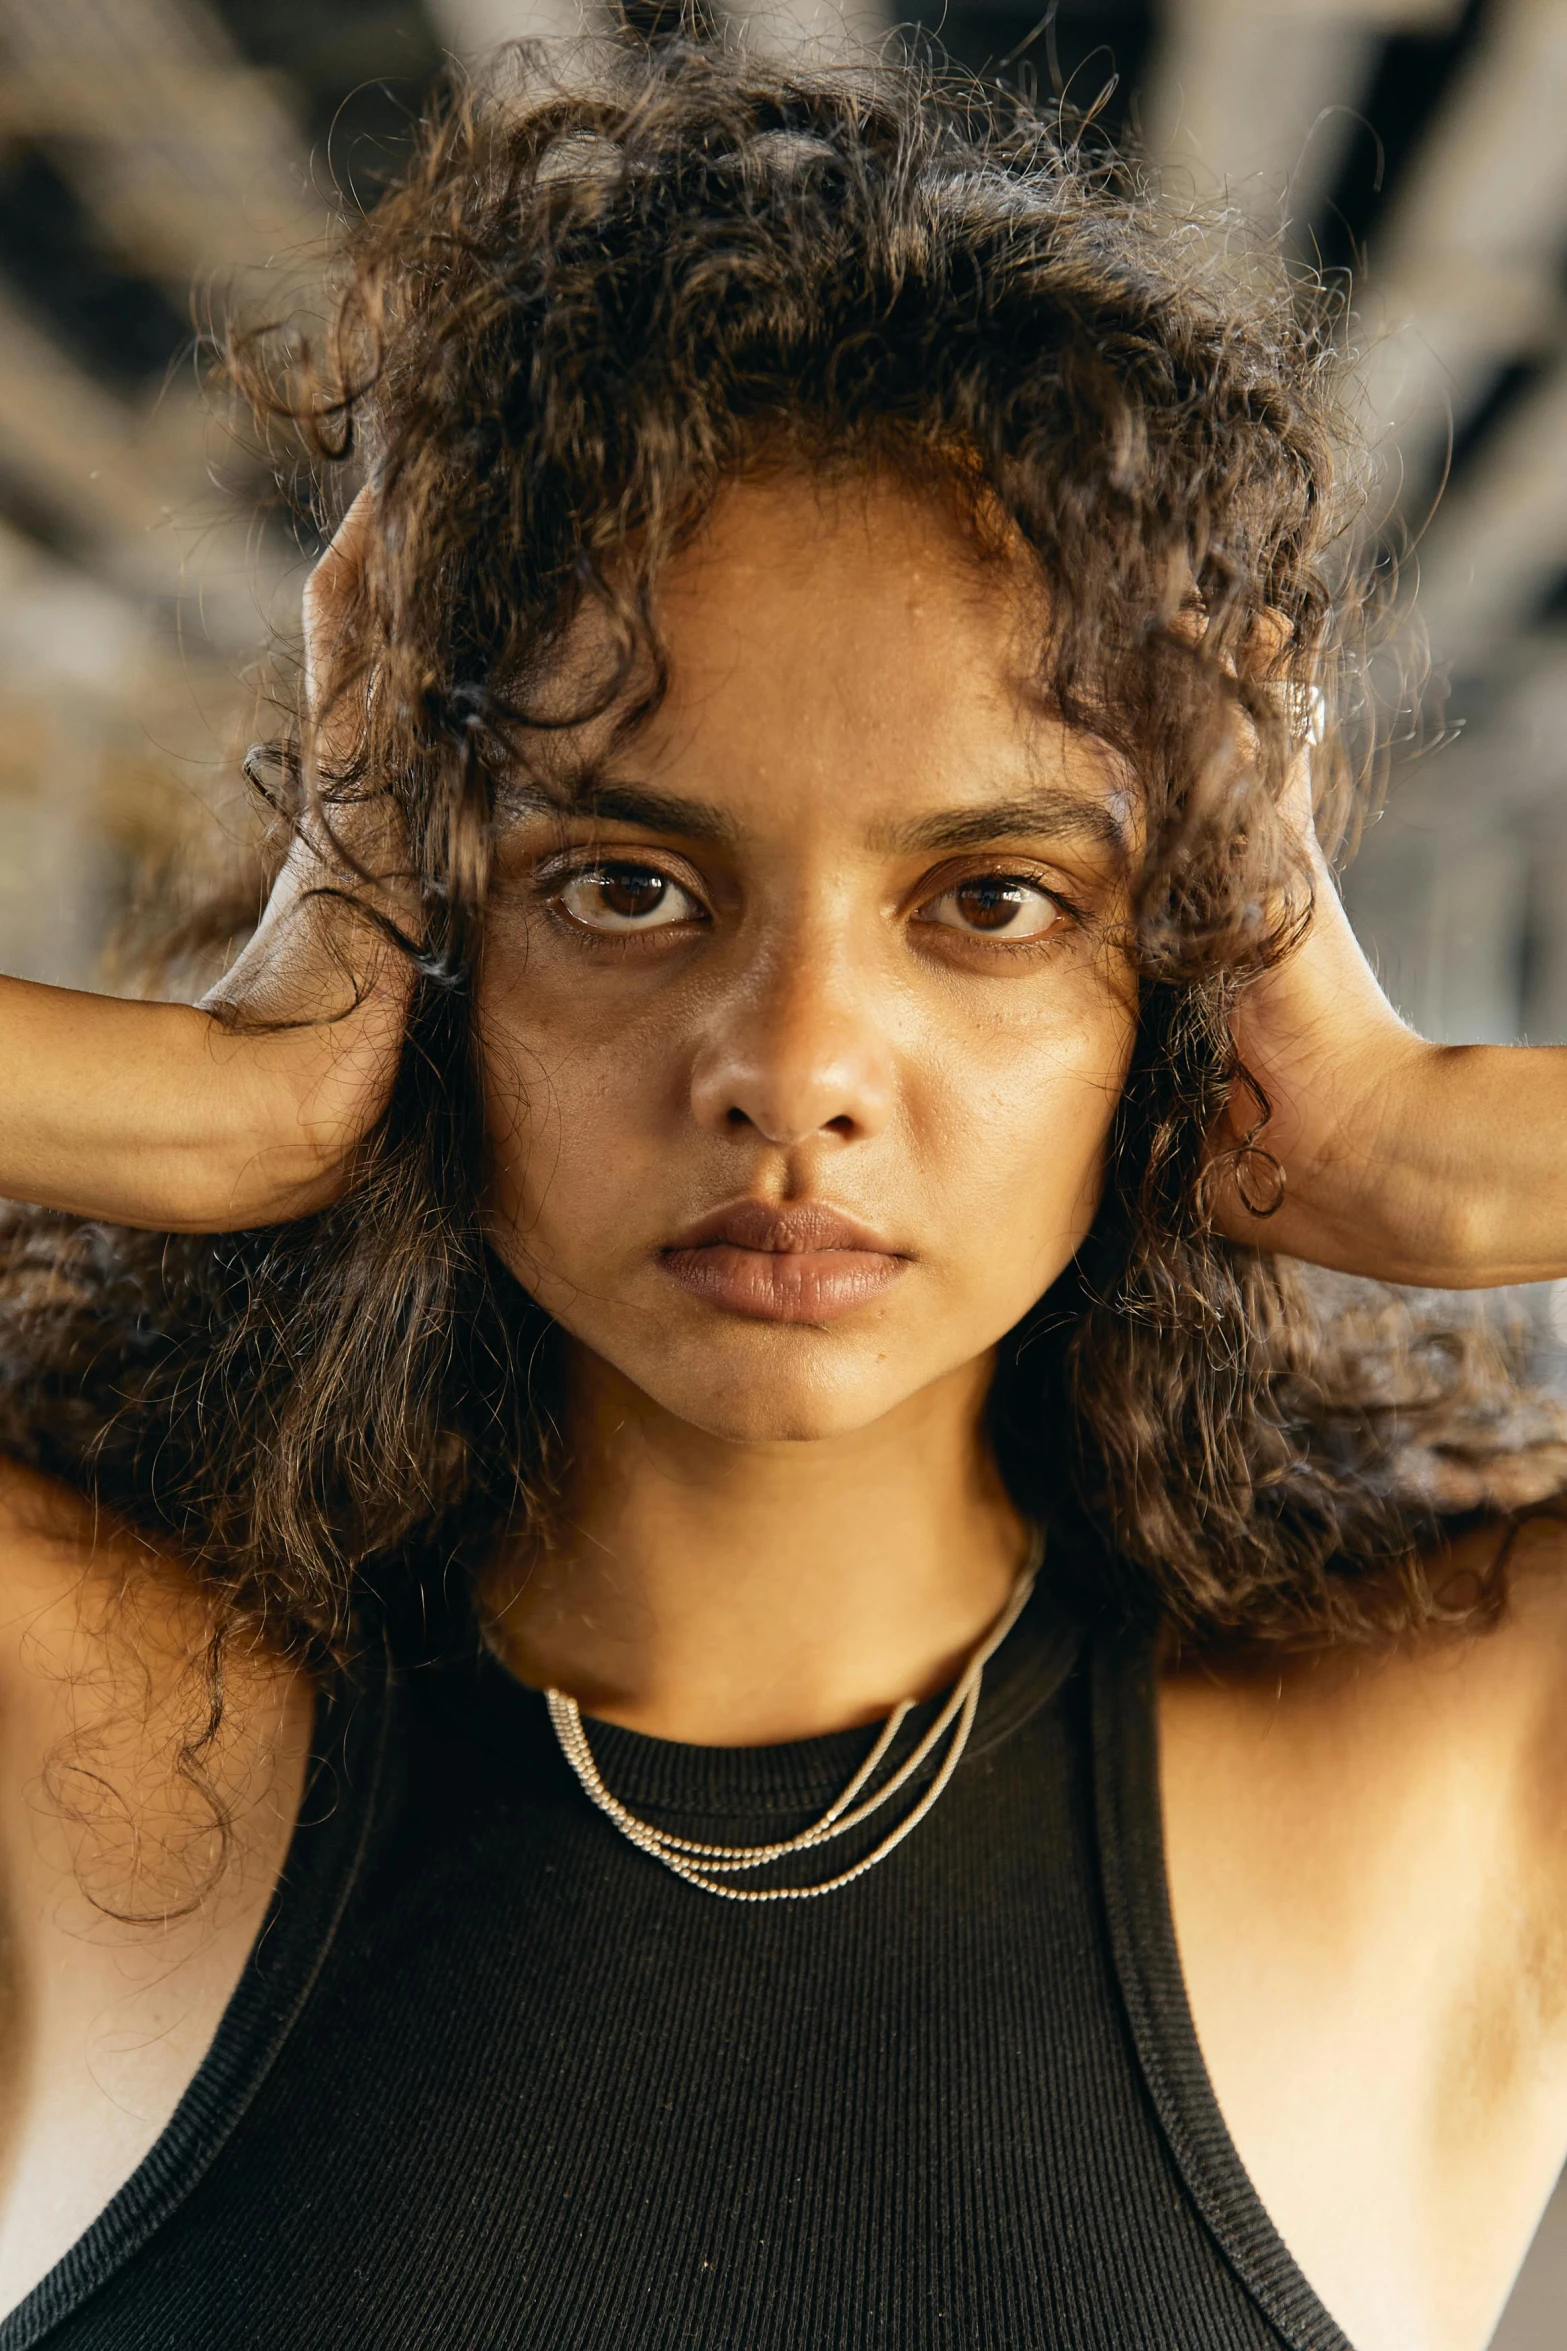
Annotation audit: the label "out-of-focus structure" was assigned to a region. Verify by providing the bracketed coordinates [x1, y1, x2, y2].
[0, 0, 1564, 2325]
[5, 0, 1565, 1040]
[1141, 0, 1567, 1068]
[0, 0, 449, 982]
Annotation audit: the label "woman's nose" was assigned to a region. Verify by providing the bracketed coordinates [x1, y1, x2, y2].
[687, 943, 897, 1147]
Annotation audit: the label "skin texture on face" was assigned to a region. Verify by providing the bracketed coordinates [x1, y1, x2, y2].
[478, 470, 1139, 1451]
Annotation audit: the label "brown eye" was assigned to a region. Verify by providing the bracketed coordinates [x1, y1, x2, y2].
[920, 876, 1065, 940]
[555, 864, 703, 934]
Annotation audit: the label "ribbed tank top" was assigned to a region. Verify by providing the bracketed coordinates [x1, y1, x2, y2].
[2, 1590, 1355, 2350]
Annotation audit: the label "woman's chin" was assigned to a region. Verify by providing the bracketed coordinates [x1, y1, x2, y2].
[654, 1378, 903, 1447]
[603, 1336, 924, 1447]
[686, 1401, 883, 1445]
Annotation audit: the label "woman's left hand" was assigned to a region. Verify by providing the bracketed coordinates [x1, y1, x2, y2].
[1216, 753, 1567, 1289]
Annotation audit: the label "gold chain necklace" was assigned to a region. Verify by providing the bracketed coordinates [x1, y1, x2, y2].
[545, 1541, 1041, 1903]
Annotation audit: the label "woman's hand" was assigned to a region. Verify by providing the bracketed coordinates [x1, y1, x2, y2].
[0, 492, 414, 1234]
[1216, 748, 1567, 1289]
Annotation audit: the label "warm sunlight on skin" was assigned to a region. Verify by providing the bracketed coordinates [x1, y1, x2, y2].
[476, 472, 1140, 1450]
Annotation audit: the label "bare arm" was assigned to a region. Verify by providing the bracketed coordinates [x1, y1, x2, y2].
[0, 970, 399, 1232]
[1217, 768, 1567, 1288]
[0, 492, 409, 1236]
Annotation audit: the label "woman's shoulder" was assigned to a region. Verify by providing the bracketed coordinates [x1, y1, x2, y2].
[1158, 1511, 1567, 1853]
[0, 1454, 314, 1885]
[1161, 1510, 1567, 1753]
[1155, 1514, 1567, 2348]
[0, 1456, 316, 2313]
[3, 1449, 238, 1653]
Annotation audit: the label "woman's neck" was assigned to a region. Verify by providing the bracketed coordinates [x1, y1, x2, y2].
[481, 1347, 1027, 1744]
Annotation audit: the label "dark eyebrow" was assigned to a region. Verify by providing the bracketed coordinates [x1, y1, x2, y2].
[500, 774, 1127, 860]
[873, 790, 1129, 859]
[520, 774, 739, 844]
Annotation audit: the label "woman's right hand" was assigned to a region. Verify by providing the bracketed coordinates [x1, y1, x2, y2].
[0, 491, 414, 1234]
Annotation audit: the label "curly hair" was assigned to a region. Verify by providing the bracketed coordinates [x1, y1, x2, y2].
[0, 37, 1545, 1680]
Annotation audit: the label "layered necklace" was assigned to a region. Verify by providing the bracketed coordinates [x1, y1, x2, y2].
[546, 1536, 1041, 1903]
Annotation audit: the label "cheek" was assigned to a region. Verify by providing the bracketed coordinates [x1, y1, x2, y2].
[476, 968, 676, 1249]
[918, 985, 1133, 1288]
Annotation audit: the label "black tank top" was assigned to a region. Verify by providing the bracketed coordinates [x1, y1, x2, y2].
[3, 1592, 1353, 2351]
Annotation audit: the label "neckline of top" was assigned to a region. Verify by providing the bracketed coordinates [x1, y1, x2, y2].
[1090, 1634, 1356, 2351]
[466, 1578, 1082, 1821]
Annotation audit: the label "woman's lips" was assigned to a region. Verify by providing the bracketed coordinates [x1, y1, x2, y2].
[658, 1199, 909, 1324]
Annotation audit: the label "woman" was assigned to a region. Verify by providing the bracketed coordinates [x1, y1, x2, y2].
[0, 41, 1564, 2351]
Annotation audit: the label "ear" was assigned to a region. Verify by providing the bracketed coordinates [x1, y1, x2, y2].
[1165, 598, 1295, 683]
[1240, 606, 1309, 693]
[1166, 593, 1207, 647]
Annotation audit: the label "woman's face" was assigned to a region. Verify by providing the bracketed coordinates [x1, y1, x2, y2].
[478, 472, 1139, 1443]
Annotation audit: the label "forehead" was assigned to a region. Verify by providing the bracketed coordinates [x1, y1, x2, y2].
[520, 470, 1127, 840]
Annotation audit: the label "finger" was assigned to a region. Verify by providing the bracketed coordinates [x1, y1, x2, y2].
[303, 487, 373, 701]
[303, 487, 375, 780]
[203, 844, 408, 1029]
[206, 488, 415, 1024]
[296, 491, 407, 889]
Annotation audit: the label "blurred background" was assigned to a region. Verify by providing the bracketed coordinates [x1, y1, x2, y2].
[0, 0, 1563, 2335]
[3, 0, 1566, 1031]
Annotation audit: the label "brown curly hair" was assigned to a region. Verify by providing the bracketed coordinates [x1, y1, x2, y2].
[0, 37, 1546, 1685]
